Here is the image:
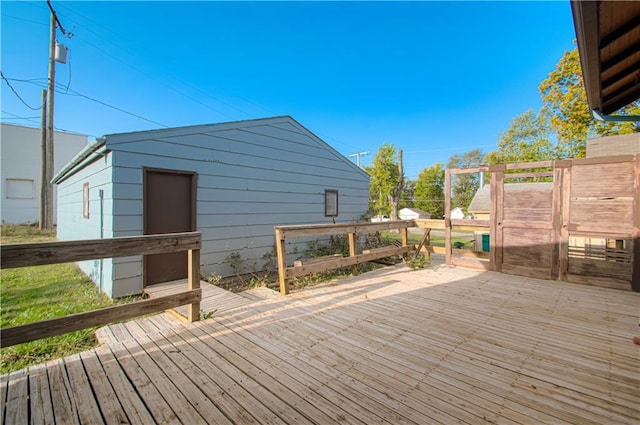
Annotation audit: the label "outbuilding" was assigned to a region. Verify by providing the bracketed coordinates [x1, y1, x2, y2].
[53, 116, 370, 297]
[1, 123, 88, 224]
[398, 207, 430, 220]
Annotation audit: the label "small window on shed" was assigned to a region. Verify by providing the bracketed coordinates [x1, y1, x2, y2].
[6, 179, 34, 199]
[83, 183, 89, 219]
[325, 189, 338, 217]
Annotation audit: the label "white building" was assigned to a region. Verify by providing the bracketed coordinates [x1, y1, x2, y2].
[450, 207, 465, 220]
[1, 123, 88, 224]
[53, 116, 370, 297]
[399, 207, 430, 220]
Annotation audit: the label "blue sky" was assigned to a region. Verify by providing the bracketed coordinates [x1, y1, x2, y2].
[1, 1, 576, 180]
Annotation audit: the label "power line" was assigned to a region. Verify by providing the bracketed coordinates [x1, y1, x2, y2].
[54, 1, 280, 121]
[51, 3, 245, 121]
[4, 76, 168, 128]
[0, 70, 42, 110]
[46, 0, 73, 38]
[1, 110, 79, 134]
[403, 144, 496, 154]
[1, 13, 49, 27]
[65, 90, 168, 128]
[1, 111, 40, 122]
[348, 151, 370, 168]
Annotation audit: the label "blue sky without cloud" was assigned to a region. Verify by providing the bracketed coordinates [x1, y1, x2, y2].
[1, 1, 576, 179]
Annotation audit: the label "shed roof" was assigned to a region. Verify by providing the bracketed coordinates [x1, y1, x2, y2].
[571, 1, 640, 116]
[53, 116, 367, 184]
[399, 207, 429, 216]
[468, 182, 553, 213]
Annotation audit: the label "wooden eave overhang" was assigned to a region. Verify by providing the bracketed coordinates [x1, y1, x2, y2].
[571, 1, 640, 115]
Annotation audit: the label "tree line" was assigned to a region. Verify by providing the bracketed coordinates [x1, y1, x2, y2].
[365, 46, 639, 219]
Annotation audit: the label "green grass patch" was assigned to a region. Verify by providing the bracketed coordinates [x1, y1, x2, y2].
[0, 224, 129, 374]
[0, 223, 56, 244]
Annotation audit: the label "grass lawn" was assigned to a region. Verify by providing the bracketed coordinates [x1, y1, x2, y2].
[0, 224, 127, 374]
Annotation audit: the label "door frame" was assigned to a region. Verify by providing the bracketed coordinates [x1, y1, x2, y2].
[143, 167, 197, 287]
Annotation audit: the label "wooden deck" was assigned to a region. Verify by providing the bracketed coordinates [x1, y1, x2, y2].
[2, 264, 639, 424]
[143, 279, 257, 320]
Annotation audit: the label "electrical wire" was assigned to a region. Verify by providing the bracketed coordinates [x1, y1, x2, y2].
[46, 0, 73, 38]
[1, 111, 40, 122]
[0, 70, 42, 111]
[64, 90, 168, 128]
[1, 109, 98, 137]
[60, 49, 72, 94]
[3, 76, 168, 128]
[53, 1, 279, 122]
[1, 13, 48, 27]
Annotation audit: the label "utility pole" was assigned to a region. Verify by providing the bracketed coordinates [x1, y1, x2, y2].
[348, 151, 369, 168]
[45, 9, 56, 229]
[43, 0, 70, 229]
[39, 89, 47, 230]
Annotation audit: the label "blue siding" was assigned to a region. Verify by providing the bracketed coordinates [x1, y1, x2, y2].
[56, 117, 369, 296]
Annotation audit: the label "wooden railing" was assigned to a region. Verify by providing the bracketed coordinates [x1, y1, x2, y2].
[0, 232, 201, 347]
[275, 221, 415, 295]
[414, 219, 490, 269]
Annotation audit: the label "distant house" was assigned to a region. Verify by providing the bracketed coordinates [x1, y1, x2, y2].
[399, 207, 430, 220]
[53, 116, 370, 298]
[1, 123, 88, 224]
[450, 207, 465, 220]
[468, 182, 553, 220]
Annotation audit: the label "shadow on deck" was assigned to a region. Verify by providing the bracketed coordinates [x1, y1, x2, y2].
[2, 263, 639, 424]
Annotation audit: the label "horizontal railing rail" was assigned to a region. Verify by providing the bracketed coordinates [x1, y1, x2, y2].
[274, 221, 415, 295]
[0, 232, 202, 347]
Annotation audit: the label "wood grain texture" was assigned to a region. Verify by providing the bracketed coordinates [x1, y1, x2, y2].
[276, 220, 415, 239]
[6, 264, 638, 424]
[285, 245, 415, 278]
[1, 290, 201, 347]
[0, 232, 201, 268]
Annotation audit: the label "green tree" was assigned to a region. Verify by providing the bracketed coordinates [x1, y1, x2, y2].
[539, 47, 639, 158]
[414, 163, 445, 219]
[447, 149, 483, 213]
[364, 144, 403, 220]
[484, 110, 555, 165]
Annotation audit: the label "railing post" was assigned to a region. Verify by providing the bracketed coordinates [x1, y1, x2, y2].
[444, 169, 452, 265]
[489, 164, 505, 272]
[348, 232, 358, 276]
[425, 229, 431, 262]
[275, 228, 289, 295]
[187, 248, 200, 322]
[401, 226, 409, 260]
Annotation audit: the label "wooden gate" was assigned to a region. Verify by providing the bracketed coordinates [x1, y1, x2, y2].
[490, 163, 559, 280]
[445, 155, 638, 291]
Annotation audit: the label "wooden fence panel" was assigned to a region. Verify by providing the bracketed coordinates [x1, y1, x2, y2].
[452, 156, 638, 290]
[567, 157, 636, 290]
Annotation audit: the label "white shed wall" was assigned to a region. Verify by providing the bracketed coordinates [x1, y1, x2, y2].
[1, 124, 87, 224]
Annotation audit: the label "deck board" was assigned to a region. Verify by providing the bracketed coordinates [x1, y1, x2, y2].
[2, 264, 639, 424]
